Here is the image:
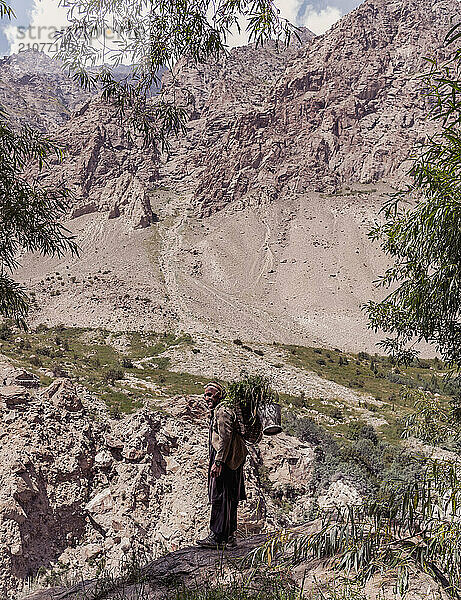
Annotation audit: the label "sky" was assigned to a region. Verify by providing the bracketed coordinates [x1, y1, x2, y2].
[0, 0, 364, 57]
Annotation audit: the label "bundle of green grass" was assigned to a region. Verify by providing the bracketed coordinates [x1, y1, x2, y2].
[227, 374, 281, 442]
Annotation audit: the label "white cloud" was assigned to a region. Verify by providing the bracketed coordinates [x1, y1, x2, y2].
[228, 1, 343, 46]
[303, 5, 342, 34]
[277, 0, 343, 35]
[6, 0, 344, 56]
[6, 0, 69, 54]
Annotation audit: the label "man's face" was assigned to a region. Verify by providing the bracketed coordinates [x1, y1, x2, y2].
[204, 386, 221, 410]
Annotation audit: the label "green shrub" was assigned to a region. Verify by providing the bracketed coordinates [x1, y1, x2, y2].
[346, 423, 378, 445]
[29, 355, 42, 367]
[104, 368, 125, 384]
[285, 415, 421, 500]
[329, 407, 344, 421]
[0, 322, 12, 340]
[36, 346, 52, 357]
[52, 363, 68, 378]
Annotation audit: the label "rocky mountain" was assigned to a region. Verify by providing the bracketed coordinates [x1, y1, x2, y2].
[177, 0, 457, 214]
[0, 51, 92, 131]
[52, 0, 456, 219]
[8, 0, 461, 352]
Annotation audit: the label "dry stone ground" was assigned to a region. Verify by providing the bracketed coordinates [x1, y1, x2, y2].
[1, 358, 352, 599]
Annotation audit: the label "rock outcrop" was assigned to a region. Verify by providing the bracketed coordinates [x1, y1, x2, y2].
[22, 525, 449, 600]
[47, 98, 160, 228]
[0, 361, 324, 599]
[0, 51, 91, 131]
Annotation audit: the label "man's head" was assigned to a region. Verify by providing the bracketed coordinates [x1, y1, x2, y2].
[204, 382, 226, 410]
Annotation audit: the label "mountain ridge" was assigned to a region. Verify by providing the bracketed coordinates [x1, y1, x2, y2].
[7, 0, 460, 350]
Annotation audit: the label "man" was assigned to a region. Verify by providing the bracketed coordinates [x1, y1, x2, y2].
[197, 381, 247, 549]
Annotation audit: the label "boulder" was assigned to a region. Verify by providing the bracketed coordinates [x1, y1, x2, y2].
[40, 378, 83, 412]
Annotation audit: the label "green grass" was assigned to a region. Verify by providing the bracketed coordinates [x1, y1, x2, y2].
[0, 325, 202, 414]
[282, 345, 451, 401]
[278, 344, 458, 445]
[1, 322, 456, 440]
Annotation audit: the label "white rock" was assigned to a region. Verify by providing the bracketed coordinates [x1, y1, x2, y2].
[85, 488, 113, 514]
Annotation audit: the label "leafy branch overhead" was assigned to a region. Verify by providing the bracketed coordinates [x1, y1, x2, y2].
[365, 23, 461, 370]
[0, 0, 13, 18]
[0, 3, 78, 324]
[54, 0, 297, 149]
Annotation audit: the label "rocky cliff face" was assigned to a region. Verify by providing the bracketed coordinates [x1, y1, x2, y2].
[5, 0, 459, 221]
[29, 32, 314, 227]
[180, 0, 458, 214]
[0, 51, 91, 132]
[45, 98, 160, 228]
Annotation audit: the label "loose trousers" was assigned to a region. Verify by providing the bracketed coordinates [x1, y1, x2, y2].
[208, 444, 246, 542]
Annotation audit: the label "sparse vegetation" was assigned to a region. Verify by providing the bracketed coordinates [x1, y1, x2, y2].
[0, 325, 206, 413]
[283, 343, 455, 401]
[281, 342, 460, 444]
[284, 414, 422, 504]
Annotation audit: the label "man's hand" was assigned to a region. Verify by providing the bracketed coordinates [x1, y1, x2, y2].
[210, 462, 222, 478]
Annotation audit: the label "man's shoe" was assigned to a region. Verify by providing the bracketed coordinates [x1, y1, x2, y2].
[226, 534, 238, 548]
[196, 533, 226, 549]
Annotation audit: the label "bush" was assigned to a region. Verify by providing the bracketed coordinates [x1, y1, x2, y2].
[386, 372, 416, 387]
[347, 422, 378, 445]
[52, 363, 68, 378]
[121, 357, 134, 368]
[329, 406, 344, 421]
[0, 322, 12, 340]
[104, 368, 125, 384]
[36, 346, 52, 357]
[284, 414, 421, 500]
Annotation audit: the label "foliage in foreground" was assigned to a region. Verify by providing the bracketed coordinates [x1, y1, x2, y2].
[283, 413, 422, 507]
[250, 393, 461, 599]
[54, 0, 296, 150]
[29, 547, 375, 600]
[365, 23, 461, 369]
[0, 3, 78, 325]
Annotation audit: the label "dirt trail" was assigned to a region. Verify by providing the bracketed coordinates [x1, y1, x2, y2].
[252, 218, 274, 283]
[157, 211, 189, 327]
